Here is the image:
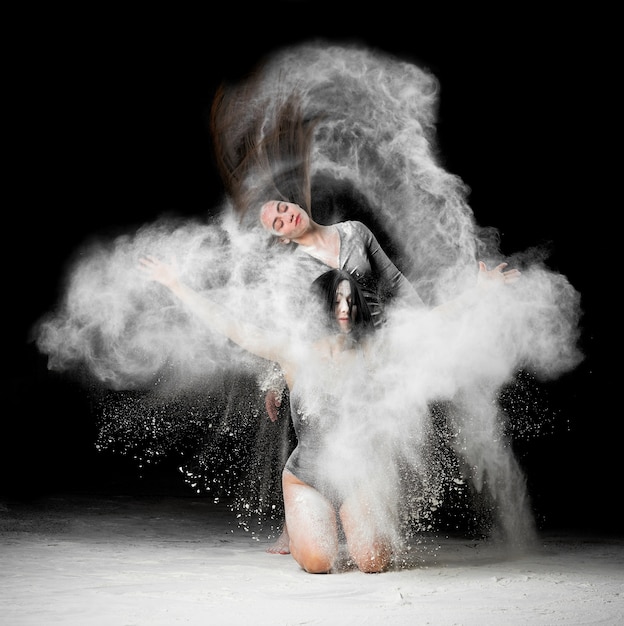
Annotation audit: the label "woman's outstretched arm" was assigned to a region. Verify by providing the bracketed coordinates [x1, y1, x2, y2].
[432, 261, 521, 316]
[138, 255, 287, 365]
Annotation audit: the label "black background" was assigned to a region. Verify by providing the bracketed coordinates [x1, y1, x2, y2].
[5, 5, 617, 534]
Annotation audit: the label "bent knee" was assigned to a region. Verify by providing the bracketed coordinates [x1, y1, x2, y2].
[291, 545, 336, 574]
[301, 555, 334, 574]
[352, 546, 392, 573]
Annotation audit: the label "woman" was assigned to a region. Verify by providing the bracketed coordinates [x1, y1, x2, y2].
[138, 255, 516, 572]
[259, 199, 423, 306]
[211, 85, 425, 312]
[138, 256, 394, 573]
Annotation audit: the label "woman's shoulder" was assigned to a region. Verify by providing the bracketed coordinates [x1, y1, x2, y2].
[337, 219, 366, 228]
[336, 220, 371, 236]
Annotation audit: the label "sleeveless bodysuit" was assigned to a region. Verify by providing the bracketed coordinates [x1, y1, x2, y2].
[283, 349, 378, 505]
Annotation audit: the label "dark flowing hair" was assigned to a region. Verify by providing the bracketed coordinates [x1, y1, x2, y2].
[311, 269, 377, 341]
[210, 75, 319, 230]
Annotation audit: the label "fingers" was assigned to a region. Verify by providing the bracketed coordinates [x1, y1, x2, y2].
[477, 260, 521, 286]
[138, 255, 157, 270]
[478, 261, 518, 277]
[141, 255, 160, 267]
[265, 390, 281, 422]
[137, 256, 168, 285]
[265, 402, 279, 422]
[502, 268, 521, 283]
[138, 258, 158, 279]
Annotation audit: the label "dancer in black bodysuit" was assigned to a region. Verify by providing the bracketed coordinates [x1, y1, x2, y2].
[138, 254, 517, 573]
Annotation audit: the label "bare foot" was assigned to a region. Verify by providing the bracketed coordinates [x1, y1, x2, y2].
[266, 529, 290, 554]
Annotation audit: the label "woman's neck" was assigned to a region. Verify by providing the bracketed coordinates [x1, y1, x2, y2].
[332, 332, 357, 353]
[294, 222, 340, 267]
[293, 221, 333, 248]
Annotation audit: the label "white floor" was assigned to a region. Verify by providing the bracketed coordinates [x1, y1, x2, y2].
[1, 495, 623, 626]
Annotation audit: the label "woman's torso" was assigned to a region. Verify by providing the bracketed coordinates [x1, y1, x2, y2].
[293, 221, 374, 284]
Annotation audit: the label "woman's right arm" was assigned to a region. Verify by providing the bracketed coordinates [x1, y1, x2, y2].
[138, 256, 286, 365]
[356, 221, 425, 308]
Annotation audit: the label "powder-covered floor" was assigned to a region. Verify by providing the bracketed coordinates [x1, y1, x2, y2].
[1, 494, 622, 625]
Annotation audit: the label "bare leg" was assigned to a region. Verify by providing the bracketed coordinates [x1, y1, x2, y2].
[282, 471, 339, 573]
[340, 493, 393, 573]
[266, 523, 290, 554]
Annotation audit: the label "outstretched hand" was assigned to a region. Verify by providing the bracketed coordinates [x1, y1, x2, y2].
[477, 261, 521, 289]
[138, 255, 179, 289]
[265, 389, 282, 423]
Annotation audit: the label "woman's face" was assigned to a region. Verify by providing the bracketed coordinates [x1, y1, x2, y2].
[334, 280, 355, 333]
[260, 201, 310, 241]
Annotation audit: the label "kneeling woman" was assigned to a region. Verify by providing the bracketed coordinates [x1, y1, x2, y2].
[139, 257, 391, 574]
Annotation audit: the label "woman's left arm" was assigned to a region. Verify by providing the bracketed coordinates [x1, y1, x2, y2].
[138, 256, 289, 365]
